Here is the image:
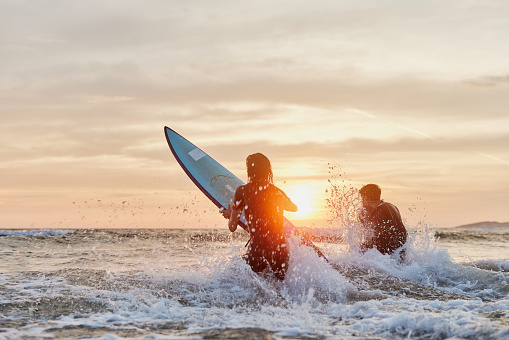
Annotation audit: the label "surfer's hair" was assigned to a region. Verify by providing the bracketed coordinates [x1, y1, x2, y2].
[246, 153, 273, 185]
[359, 183, 381, 201]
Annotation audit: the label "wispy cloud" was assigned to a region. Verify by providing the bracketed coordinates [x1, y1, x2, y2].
[479, 153, 509, 166]
[27, 36, 67, 44]
[347, 109, 376, 119]
[396, 125, 436, 140]
[82, 95, 136, 103]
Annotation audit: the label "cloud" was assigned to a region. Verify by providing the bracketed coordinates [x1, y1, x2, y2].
[6, 65, 507, 122]
[82, 95, 136, 103]
[26, 36, 67, 44]
[479, 153, 509, 166]
[205, 134, 509, 160]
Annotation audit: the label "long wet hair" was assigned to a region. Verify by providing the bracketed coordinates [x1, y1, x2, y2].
[246, 153, 273, 186]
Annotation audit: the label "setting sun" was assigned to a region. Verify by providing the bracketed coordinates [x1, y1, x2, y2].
[283, 184, 324, 220]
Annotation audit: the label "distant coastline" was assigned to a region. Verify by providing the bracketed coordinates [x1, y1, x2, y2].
[454, 221, 509, 229]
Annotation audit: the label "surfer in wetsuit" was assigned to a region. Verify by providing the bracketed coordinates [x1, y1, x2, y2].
[221, 153, 297, 280]
[358, 184, 407, 258]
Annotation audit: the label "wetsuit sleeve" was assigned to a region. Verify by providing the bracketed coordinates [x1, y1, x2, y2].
[232, 186, 245, 211]
[277, 188, 298, 212]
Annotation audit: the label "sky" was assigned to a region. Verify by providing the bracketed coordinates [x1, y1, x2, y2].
[1, 0, 508, 229]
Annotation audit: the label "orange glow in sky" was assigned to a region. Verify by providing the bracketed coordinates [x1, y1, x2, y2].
[284, 184, 323, 220]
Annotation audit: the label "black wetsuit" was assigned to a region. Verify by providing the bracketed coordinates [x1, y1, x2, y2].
[233, 183, 291, 280]
[360, 201, 407, 255]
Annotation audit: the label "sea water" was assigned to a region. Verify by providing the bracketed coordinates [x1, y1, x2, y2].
[1, 226, 508, 339]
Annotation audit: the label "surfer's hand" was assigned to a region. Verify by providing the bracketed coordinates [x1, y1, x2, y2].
[220, 204, 232, 219]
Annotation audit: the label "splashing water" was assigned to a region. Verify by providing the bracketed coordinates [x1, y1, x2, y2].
[0, 227, 508, 339]
[323, 163, 364, 253]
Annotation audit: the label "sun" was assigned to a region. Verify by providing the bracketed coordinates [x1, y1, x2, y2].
[283, 184, 321, 220]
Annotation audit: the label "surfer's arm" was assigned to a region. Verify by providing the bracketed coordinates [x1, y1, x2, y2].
[228, 205, 241, 232]
[226, 186, 246, 232]
[279, 189, 298, 212]
[220, 204, 238, 231]
[285, 200, 298, 212]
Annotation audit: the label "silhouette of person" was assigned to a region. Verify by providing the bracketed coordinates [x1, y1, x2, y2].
[221, 153, 297, 280]
[358, 184, 407, 258]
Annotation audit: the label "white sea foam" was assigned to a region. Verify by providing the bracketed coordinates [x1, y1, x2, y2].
[474, 259, 509, 272]
[100, 232, 506, 339]
[0, 229, 73, 237]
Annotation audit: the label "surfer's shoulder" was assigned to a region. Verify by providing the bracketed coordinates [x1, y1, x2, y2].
[235, 184, 247, 193]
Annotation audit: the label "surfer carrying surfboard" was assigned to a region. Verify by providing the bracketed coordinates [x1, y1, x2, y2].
[358, 183, 407, 259]
[221, 153, 298, 280]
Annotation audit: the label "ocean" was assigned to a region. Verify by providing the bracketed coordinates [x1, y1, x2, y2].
[1, 226, 508, 339]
